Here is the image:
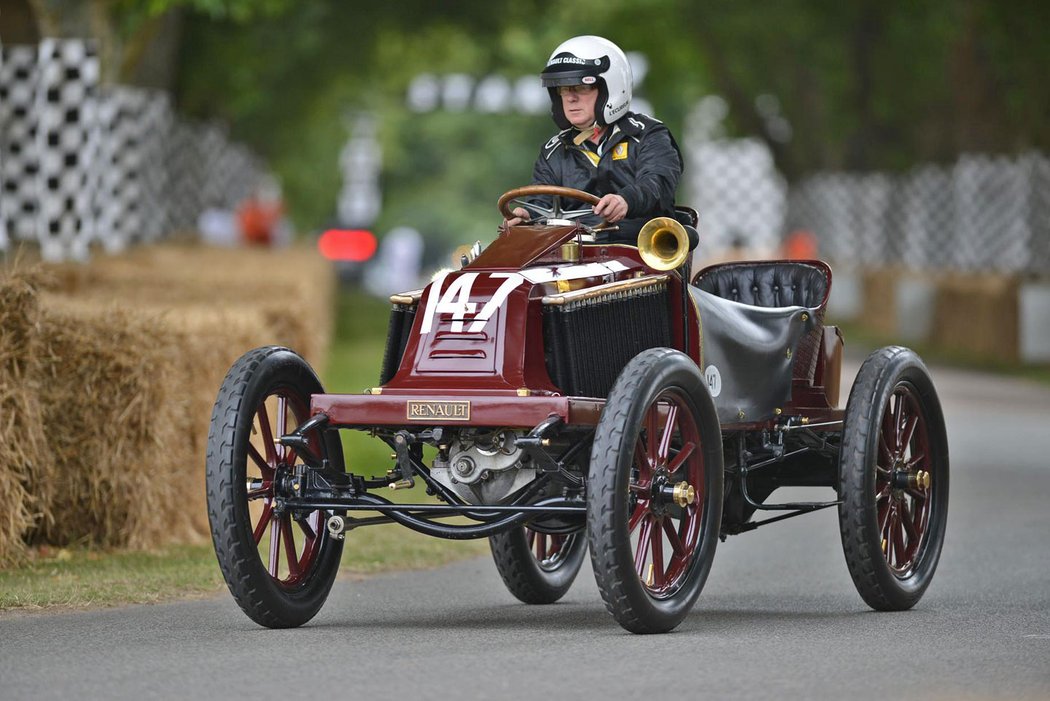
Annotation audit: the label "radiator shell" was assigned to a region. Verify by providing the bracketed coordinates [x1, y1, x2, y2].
[543, 282, 671, 398]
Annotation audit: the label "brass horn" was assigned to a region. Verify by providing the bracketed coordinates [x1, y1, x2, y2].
[638, 217, 690, 270]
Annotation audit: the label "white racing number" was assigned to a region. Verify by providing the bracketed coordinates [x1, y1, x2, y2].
[419, 272, 524, 334]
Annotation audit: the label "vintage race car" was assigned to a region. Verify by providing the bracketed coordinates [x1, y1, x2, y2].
[206, 185, 949, 634]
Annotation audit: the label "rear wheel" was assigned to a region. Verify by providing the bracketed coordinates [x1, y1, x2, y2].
[587, 348, 723, 634]
[839, 346, 949, 610]
[490, 527, 587, 604]
[207, 346, 345, 628]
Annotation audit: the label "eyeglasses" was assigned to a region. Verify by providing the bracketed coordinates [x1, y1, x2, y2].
[557, 84, 598, 96]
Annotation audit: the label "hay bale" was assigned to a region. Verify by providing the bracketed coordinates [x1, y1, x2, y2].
[932, 273, 1020, 363]
[0, 243, 334, 556]
[32, 300, 192, 547]
[860, 268, 900, 337]
[0, 270, 49, 565]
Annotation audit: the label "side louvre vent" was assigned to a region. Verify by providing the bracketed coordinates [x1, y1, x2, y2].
[379, 303, 417, 384]
[543, 280, 671, 398]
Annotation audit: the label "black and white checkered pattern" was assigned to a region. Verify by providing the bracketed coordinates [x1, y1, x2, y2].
[684, 138, 787, 253]
[0, 44, 41, 248]
[785, 152, 1050, 274]
[0, 39, 271, 262]
[35, 39, 101, 261]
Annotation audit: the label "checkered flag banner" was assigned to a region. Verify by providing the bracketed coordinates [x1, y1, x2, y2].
[1, 44, 42, 247]
[785, 152, 1050, 274]
[684, 137, 787, 254]
[0, 38, 271, 262]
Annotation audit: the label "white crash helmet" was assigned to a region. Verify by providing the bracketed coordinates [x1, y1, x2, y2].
[541, 35, 632, 129]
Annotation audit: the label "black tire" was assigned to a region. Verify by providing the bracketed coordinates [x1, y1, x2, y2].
[206, 346, 345, 628]
[587, 348, 723, 634]
[489, 527, 587, 604]
[838, 346, 949, 611]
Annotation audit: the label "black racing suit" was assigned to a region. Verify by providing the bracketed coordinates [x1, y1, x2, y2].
[527, 112, 683, 243]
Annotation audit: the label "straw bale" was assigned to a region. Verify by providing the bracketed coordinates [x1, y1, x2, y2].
[0, 270, 48, 565]
[32, 299, 192, 547]
[1, 243, 334, 556]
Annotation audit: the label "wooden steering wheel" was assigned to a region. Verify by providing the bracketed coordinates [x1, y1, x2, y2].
[497, 185, 602, 224]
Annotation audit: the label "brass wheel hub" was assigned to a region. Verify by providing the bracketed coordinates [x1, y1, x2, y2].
[672, 481, 696, 508]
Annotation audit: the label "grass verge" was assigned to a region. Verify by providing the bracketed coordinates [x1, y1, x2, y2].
[0, 286, 486, 614]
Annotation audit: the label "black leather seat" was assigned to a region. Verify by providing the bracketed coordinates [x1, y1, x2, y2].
[693, 261, 830, 310]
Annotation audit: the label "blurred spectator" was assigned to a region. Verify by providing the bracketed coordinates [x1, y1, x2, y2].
[365, 226, 424, 296]
[237, 178, 291, 247]
[783, 229, 819, 260]
[198, 205, 239, 247]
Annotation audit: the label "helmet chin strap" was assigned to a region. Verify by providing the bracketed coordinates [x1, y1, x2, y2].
[572, 122, 602, 146]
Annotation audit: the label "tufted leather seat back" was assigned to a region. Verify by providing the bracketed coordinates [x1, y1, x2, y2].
[694, 261, 830, 310]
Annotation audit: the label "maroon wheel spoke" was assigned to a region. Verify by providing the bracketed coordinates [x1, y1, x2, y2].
[635, 516, 654, 577]
[276, 396, 289, 462]
[634, 442, 652, 482]
[534, 532, 548, 561]
[629, 503, 649, 533]
[662, 518, 685, 558]
[650, 523, 665, 588]
[667, 441, 696, 475]
[900, 414, 918, 453]
[904, 487, 927, 501]
[905, 453, 927, 471]
[296, 513, 318, 543]
[876, 481, 893, 501]
[247, 443, 273, 477]
[899, 499, 919, 543]
[878, 501, 892, 539]
[253, 500, 273, 544]
[891, 511, 907, 567]
[645, 406, 661, 468]
[257, 401, 276, 464]
[891, 393, 904, 450]
[281, 517, 300, 578]
[657, 404, 678, 462]
[628, 482, 651, 494]
[267, 512, 281, 577]
[878, 432, 893, 465]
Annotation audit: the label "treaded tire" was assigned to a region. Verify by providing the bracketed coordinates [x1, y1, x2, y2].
[838, 346, 949, 611]
[207, 346, 345, 628]
[489, 527, 587, 604]
[587, 348, 723, 634]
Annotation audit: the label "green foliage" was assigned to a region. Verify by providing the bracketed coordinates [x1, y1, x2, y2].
[169, 0, 1050, 242]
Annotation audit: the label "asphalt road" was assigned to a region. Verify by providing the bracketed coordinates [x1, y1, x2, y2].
[2, 361, 1048, 700]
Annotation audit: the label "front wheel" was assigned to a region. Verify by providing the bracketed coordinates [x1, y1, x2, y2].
[489, 527, 587, 604]
[838, 346, 949, 610]
[206, 346, 345, 628]
[587, 348, 723, 634]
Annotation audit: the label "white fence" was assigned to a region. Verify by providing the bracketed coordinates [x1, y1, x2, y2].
[784, 153, 1050, 275]
[0, 39, 266, 262]
[684, 115, 1050, 276]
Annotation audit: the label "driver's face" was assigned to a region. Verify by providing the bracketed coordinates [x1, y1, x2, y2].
[560, 84, 599, 129]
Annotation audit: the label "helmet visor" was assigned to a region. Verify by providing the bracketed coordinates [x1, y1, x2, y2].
[541, 54, 610, 87]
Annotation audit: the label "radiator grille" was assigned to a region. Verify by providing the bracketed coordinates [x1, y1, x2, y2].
[379, 303, 417, 385]
[543, 283, 671, 398]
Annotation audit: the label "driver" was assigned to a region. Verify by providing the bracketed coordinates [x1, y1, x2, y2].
[503, 36, 683, 243]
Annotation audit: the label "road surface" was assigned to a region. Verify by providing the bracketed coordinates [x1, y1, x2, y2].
[2, 361, 1048, 700]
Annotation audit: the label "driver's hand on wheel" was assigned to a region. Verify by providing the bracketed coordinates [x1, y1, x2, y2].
[502, 207, 531, 229]
[593, 194, 628, 223]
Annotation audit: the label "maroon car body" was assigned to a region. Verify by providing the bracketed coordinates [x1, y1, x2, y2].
[206, 186, 949, 633]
